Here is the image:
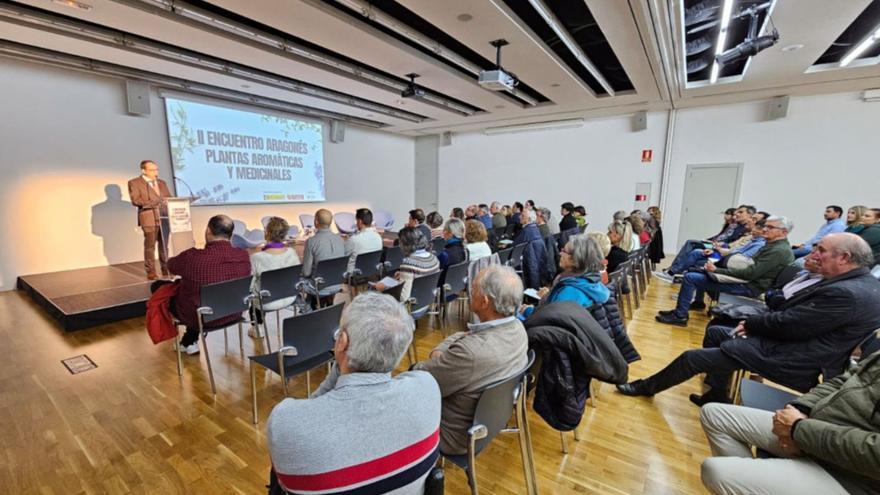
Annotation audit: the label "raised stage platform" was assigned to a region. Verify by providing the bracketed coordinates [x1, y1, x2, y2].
[17, 261, 151, 331]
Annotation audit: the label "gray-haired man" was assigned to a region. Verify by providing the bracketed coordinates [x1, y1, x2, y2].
[414, 265, 529, 455]
[267, 293, 441, 494]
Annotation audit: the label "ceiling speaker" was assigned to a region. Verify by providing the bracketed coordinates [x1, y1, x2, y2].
[631, 110, 647, 132]
[767, 96, 789, 120]
[125, 80, 150, 116]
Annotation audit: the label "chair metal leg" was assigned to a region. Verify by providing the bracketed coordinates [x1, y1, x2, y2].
[175, 325, 183, 377]
[516, 404, 538, 495]
[573, 428, 581, 442]
[201, 332, 217, 396]
[276, 311, 282, 349]
[631, 270, 641, 309]
[465, 465, 478, 495]
[560, 431, 568, 454]
[238, 322, 244, 358]
[223, 328, 229, 355]
[250, 361, 259, 424]
[519, 399, 538, 495]
[306, 370, 311, 397]
[262, 319, 272, 354]
[589, 381, 599, 408]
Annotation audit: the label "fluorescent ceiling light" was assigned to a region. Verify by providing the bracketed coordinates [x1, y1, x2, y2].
[840, 25, 880, 67]
[484, 118, 583, 135]
[525, 0, 615, 97]
[709, 0, 735, 84]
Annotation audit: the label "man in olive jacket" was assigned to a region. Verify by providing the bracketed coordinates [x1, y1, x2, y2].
[656, 215, 795, 326]
[700, 348, 880, 494]
[619, 233, 880, 403]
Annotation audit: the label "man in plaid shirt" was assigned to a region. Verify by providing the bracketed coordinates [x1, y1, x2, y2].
[167, 215, 251, 355]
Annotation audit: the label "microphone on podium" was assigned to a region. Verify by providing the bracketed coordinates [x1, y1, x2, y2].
[173, 176, 198, 201]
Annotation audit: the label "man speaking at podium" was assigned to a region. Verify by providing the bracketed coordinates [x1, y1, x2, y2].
[128, 160, 172, 280]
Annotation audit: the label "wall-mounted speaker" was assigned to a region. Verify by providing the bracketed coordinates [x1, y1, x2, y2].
[767, 96, 789, 120]
[330, 120, 346, 143]
[631, 110, 647, 132]
[440, 131, 453, 147]
[125, 80, 150, 116]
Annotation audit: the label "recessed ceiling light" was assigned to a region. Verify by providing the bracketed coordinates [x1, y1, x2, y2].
[494, 105, 505, 109]
[781, 44, 804, 52]
[457, 13, 473, 22]
[52, 0, 93, 11]
[241, 84, 251, 88]
[550, 83, 561, 87]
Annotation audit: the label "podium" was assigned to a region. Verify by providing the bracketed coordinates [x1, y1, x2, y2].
[162, 197, 196, 257]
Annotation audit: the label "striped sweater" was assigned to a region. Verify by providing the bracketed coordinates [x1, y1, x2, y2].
[267, 366, 441, 494]
[396, 250, 440, 302]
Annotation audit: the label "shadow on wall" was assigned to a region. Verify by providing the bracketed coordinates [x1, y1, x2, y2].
[91, 184, 143, 265]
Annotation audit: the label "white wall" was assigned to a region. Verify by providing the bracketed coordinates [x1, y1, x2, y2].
[438, 113, 670, 231]
[662, 93, 880, 252]
[0, 58, 414, 291]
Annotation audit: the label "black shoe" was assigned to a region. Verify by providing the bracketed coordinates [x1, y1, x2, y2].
[689, 300, 707, 311]
[655, 312, 689, 326]
[658, 309, 676, 316]
[688, 392, 731, 407]
[617, 380, 653, 397]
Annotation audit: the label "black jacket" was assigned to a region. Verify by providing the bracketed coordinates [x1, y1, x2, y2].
[514, 223, 547, 289]
[559, 214, 577, 232]
[647, 227, 665, 263]
[525, 302, 628, 431]
[720, 267, 880, 392]
[590, 285, 641, 363]
[606, 246, 628, 274]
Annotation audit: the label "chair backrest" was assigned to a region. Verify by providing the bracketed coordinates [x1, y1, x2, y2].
[431, 237, 446, 254]
[353, 249, 384, 278]
[261, 216, 274, 229]
[382, 282, 405, 302]
[230, 233, 251, 249]
[443, 260, 469, 294]
[382, 245, 404, 273]
[299, 213, 315, 231]
[281, 303, 345, 357]
[373, 210, 395, 230]
[258, 264, 303, 305]
[871, 265, 880, 280]
[408, 271, 442, 311]
[287, 225, 300, 239]
[312, 255, 349, 287]
[508, 243, 526, 269]
[496, 246, 513, 265]
[334, 212, 357, 235]
[199, 275, 253, 323]
[492, 226, 506, 240]
[245, 229, 266, 243]
[232, 219, 247, 236]
[470, 350, 536, 455]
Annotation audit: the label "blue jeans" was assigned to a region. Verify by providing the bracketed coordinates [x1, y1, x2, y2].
[669, 240, 707, 273]
[673, 272, 754, 318]
[792, 245, 812, 258]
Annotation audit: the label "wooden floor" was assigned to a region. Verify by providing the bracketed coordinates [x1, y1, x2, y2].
[0, 275, 715, 494]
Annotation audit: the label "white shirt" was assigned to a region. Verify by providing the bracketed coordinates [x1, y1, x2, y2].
[344, 227, 383, 273]
[631, 233, 641, 250]
[466, 242, 492, 261]
[251, 248, 301, 311]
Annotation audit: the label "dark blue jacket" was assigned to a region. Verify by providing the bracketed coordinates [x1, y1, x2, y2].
[515, 223, 546, 289]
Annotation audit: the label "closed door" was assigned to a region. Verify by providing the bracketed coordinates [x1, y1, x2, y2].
[677, 164, 742, 246]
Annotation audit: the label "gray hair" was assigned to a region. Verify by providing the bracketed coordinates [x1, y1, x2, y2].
[613, 210, 628, 222]
[767, 215, 794, 233]
[474, 265, 523, 317]
[539, 207, 552, 222]
[585, 231, 611, 258]
[567, 234, 606, 274]
[490, 201, 501, 210]
[522, 208, 536, 224]
[341, 292, 414, 373]
[826, 233, 874, 268]
[444, 217, 466, 239]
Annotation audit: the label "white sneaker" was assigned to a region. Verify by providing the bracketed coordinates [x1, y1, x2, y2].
[653, 271, 675, 283]
[182, 343, 200, 355]
[247, 325, 263, 339]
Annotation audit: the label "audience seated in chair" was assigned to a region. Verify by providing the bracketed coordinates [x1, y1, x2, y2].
[464, 220, 492, 261]
[426, 211, 444, 240]
[164, 215, 251, 355]
[437, 218, 467, 270]
[490, 201, 506, 229]
[847, 206, 880, 265]
[654, 215, 795, 326]
[344, 208, 383, 274]
[401, 208, 432, 243]
[249, 216, 300, 338]
[476, 204, 493, 230]
[617, 233, 880, 406]
[267, 292, 441, 495]
[792, 205, 846, 259]
[302, 209, 344, 279]
[699, 350, 880, 494]
[559, 202, 577, 232]
[375, 226, 439, 302]
[606, 221, 631, 274]
[663, 206, 755, 277]
[413, 265, 528, 455]
[514, 209, 548, 290]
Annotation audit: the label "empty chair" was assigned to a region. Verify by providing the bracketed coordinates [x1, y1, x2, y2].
[299, 213, 315, 232]
[191, 275, 256, 395]
[232, 219, 247, 236]
[305, 255, 348, 305]
[350, 249, 384, 285]
[373, 209, 395, 230]
[508, 243, 526, 270]
[440, 260, 469, 322]
[248, 303, 344, 423]
[254, 264, 304, 350]
[405, 271, 442, 364]
[442, 350, 538, 495]
[232, 230, 265, 249]
[286, 225, 300, 239]
[334, 212, 357, 235]
[381, 245, 404, 276]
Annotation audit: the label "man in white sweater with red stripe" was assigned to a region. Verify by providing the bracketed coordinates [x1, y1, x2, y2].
[267, 292, 441, 494]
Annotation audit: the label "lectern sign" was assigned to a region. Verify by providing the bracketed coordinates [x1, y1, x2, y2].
[168, 200, 192, 234]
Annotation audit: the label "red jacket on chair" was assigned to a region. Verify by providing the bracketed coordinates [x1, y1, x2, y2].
[146, 281, 180, 344]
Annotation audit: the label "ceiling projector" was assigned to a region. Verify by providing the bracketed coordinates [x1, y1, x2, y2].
[716, 1, 779, 67]
[400, 73, 426, 99]
[478, 39, 518, 92]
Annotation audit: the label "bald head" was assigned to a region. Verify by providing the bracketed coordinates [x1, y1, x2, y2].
[315, 209, 333, 228]
[206, 214, 233, 242]
[807, 232, 873, 278]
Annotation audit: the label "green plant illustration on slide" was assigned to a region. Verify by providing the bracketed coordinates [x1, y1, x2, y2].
[260, 115, 322, 136]
[169, 103, 198, 170]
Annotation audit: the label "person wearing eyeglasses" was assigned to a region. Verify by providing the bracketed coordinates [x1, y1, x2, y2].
[654, 216, 796, 327]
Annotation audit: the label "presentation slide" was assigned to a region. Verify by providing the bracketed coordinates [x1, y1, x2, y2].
[163, 97, 325, 205]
